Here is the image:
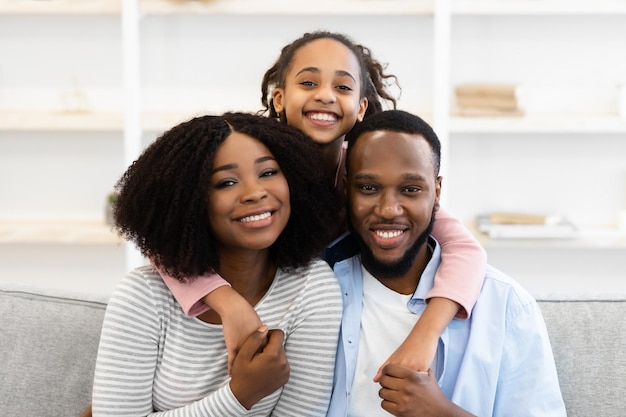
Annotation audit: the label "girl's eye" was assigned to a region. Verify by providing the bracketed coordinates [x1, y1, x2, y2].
[337, 85, 353, 92]
[300, 81, 315, 87]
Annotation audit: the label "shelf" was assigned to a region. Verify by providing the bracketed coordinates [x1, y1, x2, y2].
[471, 225, 626, 250]
[139, 0, 433, 15]
[0, 110, 124, 132]
[451, 0, 626, 15]
[0, 220, 123, 244]
[0, 0, 120, 15]
[450, 113, 626, 134]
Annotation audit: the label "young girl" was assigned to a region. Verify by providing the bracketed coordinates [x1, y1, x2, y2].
[161, 31, 487, 380]
[91, 113, 343, 416]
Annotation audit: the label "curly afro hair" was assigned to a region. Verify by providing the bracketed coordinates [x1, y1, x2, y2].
[113, 112, 341, 282]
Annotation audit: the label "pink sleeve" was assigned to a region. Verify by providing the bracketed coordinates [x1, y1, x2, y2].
[158, 268, 230, 317]
[428, 207, 487, 319]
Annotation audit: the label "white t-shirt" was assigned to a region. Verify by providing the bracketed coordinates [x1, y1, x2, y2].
[348, 265, 435, 417]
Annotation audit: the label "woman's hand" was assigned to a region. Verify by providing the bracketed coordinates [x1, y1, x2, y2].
[229, 325, 290, 409]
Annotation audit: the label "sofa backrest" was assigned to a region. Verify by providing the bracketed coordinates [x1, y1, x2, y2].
[0, 284, 107, 417]
[538, 299, 626, 417]
[1, 282, 625, 417]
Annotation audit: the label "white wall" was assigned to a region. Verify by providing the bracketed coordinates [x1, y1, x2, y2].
[1, 9, 625, 298]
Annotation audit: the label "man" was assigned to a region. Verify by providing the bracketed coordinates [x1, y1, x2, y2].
[326, 110, 566, 416]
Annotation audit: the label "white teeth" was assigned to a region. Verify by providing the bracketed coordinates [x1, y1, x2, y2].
[375, 230, 403, 239]
[309, 113, 337, 121]
[239, 212, 271, 223]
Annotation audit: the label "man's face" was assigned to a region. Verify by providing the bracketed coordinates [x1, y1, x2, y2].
[347, 130, 441, 280]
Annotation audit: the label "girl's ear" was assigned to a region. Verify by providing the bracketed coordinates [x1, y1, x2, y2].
[357, 97, 368, 122]
[272, 88, 285, 114]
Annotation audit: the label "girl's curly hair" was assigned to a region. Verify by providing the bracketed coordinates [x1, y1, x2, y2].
[113, 112, 341, 282]
[260, 30, 401, 121]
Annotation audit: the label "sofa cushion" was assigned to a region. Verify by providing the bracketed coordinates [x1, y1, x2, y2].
[0, 284, 107, 417]
[539, 299, 626, 417]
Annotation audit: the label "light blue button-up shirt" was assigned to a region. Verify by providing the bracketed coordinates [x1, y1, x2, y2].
[326, 235, 566, 417]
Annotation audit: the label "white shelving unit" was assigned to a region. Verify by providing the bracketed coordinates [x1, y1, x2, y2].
[1, 0, 625, 296]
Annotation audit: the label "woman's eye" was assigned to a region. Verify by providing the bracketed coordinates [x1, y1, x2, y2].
[261, 169, 279, 178]
[359, 184, 376, 192]
[215, 179, 236, 189]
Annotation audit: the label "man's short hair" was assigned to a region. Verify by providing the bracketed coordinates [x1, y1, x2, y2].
[345, 109, 441, 176]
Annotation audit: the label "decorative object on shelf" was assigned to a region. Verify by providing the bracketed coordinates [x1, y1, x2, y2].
[105, 192, 118, 226]
[61, 76, 89, 114]
[454, 83, 523, 117]
[477, 211, 579, 239]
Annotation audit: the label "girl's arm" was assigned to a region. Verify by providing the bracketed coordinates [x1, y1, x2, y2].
[374, 208, 486, 380]
[160, 269, 263, 372]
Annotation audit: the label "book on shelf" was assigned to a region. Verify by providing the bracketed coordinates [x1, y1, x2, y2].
[454, 83, 523, 116]
[477, 212, 579, 239]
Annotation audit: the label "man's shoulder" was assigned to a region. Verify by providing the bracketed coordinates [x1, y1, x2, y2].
[324, 232, 360, 269]
[481, 264, 538, 311]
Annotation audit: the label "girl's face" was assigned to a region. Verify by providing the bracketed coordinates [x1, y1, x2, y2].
[272, 38, 368, 146]
[207, 132, 290, 253]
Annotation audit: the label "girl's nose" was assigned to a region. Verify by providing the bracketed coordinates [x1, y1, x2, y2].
[314, 84, 337, 104]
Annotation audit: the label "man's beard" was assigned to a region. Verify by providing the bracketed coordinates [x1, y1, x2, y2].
[352, 211, 436, 280]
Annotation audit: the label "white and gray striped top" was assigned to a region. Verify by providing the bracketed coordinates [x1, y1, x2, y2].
[92, 259, 342, 417]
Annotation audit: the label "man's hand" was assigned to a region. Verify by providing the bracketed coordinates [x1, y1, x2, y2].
[229, 325, 290, 409]
[378, 364, 475, 417]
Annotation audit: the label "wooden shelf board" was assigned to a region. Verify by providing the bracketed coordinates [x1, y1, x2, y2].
[451, 0, 626, 15]
[0, 220, 123, 244]
[450, 113, 626, 134]
[139, 0, 433, 16]
[470, 224, 626, 249]
[0, 0, 120, 15]
[0, 110, 124, 132]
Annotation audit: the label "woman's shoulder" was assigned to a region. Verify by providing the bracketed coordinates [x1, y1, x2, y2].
[112, 264, 176, 308]
[281, 259, 341, 298]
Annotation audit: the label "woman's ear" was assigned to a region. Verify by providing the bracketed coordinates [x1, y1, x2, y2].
[272, 88, 285, 114]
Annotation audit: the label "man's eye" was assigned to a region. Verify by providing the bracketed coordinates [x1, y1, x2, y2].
[403, 186, 420, 193]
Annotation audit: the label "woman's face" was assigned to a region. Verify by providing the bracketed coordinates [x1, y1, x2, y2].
[207, 132, 291, 253]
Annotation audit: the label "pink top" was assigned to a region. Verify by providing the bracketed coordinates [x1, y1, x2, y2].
[162, 142, 486, 319]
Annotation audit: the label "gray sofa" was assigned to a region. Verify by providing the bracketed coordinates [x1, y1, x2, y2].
[1, 281, 625, 417]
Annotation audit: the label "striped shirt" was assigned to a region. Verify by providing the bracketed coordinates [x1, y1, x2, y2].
[92, 259, 342, 417]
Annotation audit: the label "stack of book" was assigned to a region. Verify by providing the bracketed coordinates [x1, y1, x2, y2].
[477, 212, 579, 239]
[454, 83, 523, 116]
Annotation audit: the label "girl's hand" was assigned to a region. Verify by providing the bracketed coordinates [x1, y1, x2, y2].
[373, 334, 436, 383]
[229, 326, 290, 409]
[203, 286, 264, 374]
